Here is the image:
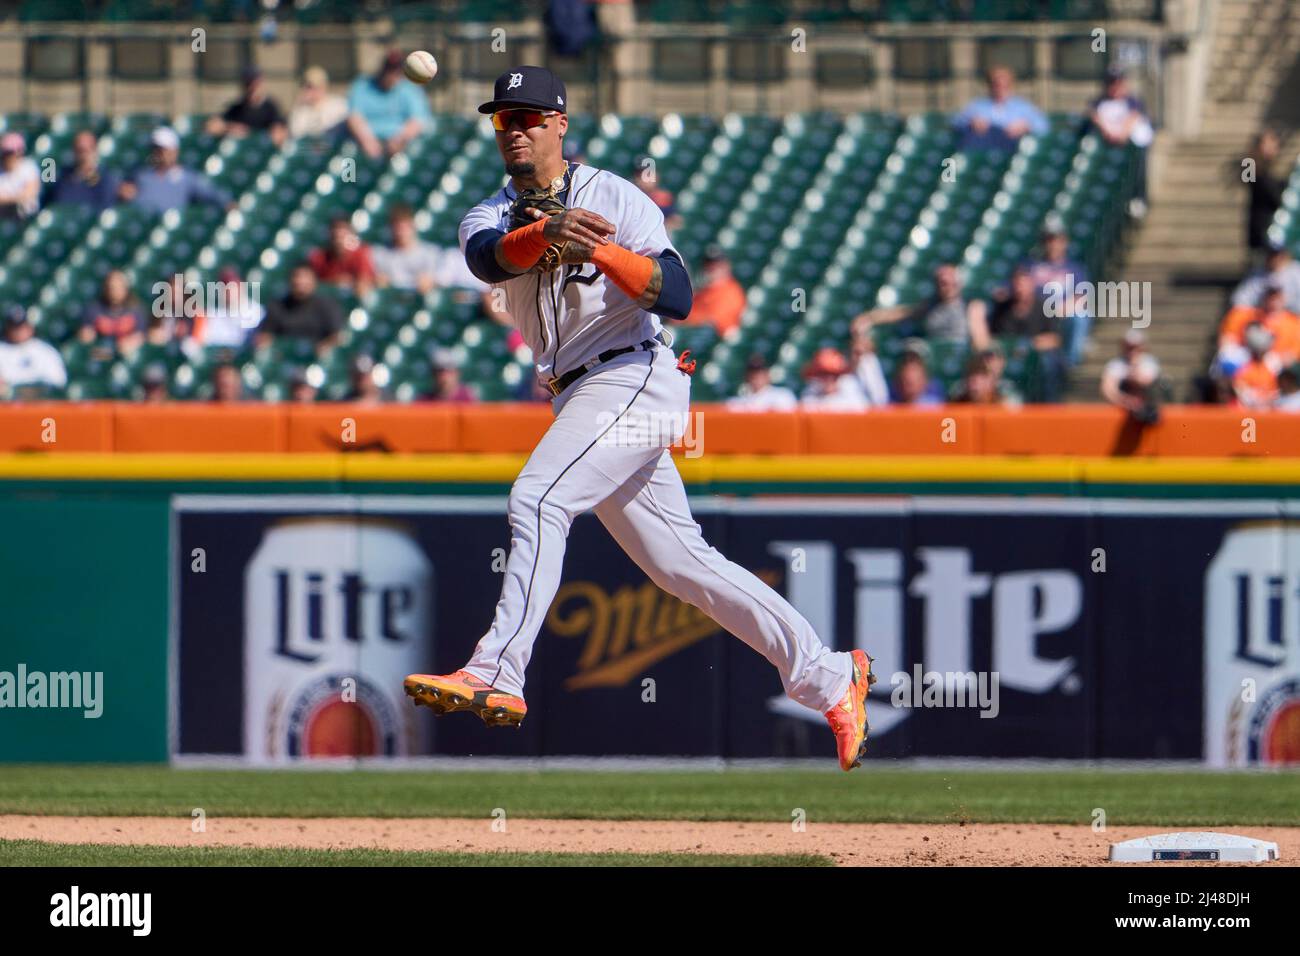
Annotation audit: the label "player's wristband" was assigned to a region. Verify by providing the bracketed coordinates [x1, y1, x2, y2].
[497, 219, 553, 272]
[592, 243, 660, 307]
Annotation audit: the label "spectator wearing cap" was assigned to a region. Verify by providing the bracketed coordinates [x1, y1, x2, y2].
[289, 67, 349, 141]
[890, 344, 945, 406]
[422, 348, 478, 403]
[0, 132, 40, 219]
[684, 246, 745, 337]
[1021, 226, 1093, 366]
[47, 130, 120, 212]
[949, 354, 1003, 406]
[857, 263, 988, 347]
[727, 355, 798, 411]
[1232, 323, 1281, 408]
[1089, 66, 1153, 217]
[196, 266, 263, 349]
[258, 263, 344, 351]
[953, 66, 1048, 152]
[79, 269, 147, 351]
[1231, 241, 1300, 315]
[800, 347, 869, 410]
[1218, 284, 1300, 371]
[207, 66, 287, 147]
[0, 307, 67, 397]
[309, 216, 377, 297]
[119, 127, 233, 215]
[848, 314, 890, 406]
[1101, 330, 1162, 424]
[346, 49, 432, 159]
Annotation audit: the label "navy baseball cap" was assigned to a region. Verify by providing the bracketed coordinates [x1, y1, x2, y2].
[478, 66, 567, 115]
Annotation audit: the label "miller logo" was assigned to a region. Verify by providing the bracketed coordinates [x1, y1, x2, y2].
[547, 571, 780, 689]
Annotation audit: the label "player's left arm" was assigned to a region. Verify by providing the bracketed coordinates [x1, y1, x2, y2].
[589, 185, 693, 319]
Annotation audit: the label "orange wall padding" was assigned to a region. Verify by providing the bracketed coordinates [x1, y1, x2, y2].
[0, 403, 1297, 457]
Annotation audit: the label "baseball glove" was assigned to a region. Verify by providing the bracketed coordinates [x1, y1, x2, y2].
[509, 187, 568, 273]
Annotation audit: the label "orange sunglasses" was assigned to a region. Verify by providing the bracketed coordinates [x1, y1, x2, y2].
[491, 108, 558, 132]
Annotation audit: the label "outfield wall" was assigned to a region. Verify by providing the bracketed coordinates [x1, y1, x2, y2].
[2, 454, 1299, 766]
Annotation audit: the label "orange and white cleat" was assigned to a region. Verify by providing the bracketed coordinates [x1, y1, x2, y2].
[404, 670, 527, 728]
[824, 650, 876, 771]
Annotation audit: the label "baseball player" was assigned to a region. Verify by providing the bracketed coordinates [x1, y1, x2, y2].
[404, 66, 875, 770]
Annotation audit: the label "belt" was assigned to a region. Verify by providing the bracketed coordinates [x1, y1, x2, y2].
[546, 332, 667, 398]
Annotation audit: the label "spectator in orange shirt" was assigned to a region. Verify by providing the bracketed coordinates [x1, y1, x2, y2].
[685, 245, 745, 337]
[308, 216, 376, 297]
[1232, 323, 1281, 408]
[1218, 284, 1300, 369]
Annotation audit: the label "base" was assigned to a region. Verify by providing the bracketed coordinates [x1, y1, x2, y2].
[1109, 831, 1280, 863]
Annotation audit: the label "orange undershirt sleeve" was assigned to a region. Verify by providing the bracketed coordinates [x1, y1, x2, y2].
[498, 219, 554, 271]
[592, 243, 655, 301]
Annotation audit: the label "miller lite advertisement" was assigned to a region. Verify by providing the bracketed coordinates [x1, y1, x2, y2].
[171, 496, 1300, 764]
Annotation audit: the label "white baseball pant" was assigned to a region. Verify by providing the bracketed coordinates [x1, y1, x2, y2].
[464, 343, 853, 713]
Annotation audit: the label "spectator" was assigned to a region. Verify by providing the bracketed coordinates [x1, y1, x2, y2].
[211, 363, 244, 403]
[800, 346, 868, 410]
[0, 132, 40, 219]
[1231, 241, 1300, 314]
[987, 266, 1066, 401]
[288, 367, 319, 403]
[79, 269, 147, 350]
[1218, 284, 1300, 371]
[890, 344, 945, 406]
[1021, 226, 1093, 366]
[727, 354, 797, 411]
[1100, 329, 1162, 424]
[345, 355, 386, 404]
[848, 314, 890, 406]
[1089, 65, 1153, 217]
[858, 263, 988, 347]
[289, 66, 349, 141]
[0, 306, 67, 396]
[119, 127, 233, 215]
[1232, 323, 1281, 408]
[684, 246, 745, 337]
[207, 66, 287, 147]
[1245, 129, 1286, 266]
[374, 204, 460, 295]
[949, 353, 1002, 405]
[151, 273, 202, 344]
[1277, 365, 1300, 411]
[309, 216, 376, 297]
[47, 130, 120, 212]
[969, 343, 1022, 406]
[422, 348, 477, 403]
[346, 49, 432, 159]
[257, 263, 344, 350]
[954, 66, 1047, 152]
[197, 266, 263, 348]
[631, 155, 681, 234]
[138, 363, 169, 403]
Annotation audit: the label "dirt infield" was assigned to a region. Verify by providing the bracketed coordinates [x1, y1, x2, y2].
[3, 816, 1297, 865]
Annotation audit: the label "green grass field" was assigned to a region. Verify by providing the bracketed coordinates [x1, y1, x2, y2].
[2, 765, 1299, 826]
[0, 839, 828, 867]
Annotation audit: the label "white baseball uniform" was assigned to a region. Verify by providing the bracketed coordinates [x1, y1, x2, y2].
[456, 164, 852, 713]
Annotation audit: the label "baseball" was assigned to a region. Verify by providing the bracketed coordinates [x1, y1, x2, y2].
[403, 50, 438, 84]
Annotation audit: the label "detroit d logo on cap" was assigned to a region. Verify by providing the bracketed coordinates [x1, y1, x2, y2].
[507, 72, 523, 90]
